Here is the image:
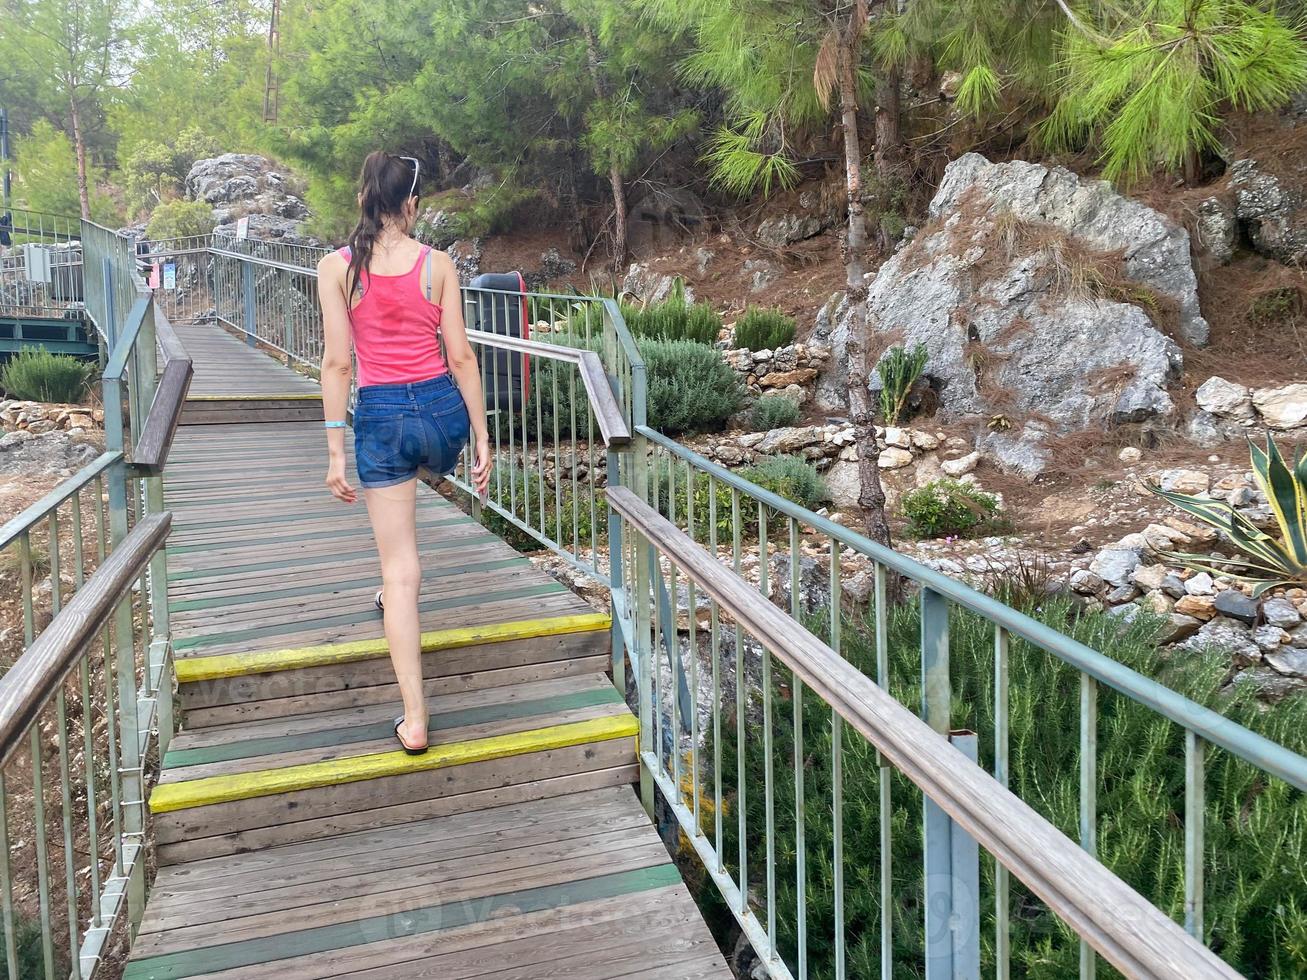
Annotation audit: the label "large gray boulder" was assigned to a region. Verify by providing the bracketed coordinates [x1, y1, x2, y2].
[819, 154, 1197, 476]
[185, 153, 312, 235]
[1229, 159, 1307, 265]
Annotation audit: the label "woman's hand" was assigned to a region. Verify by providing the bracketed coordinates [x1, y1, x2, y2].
[472, 434, 492, 499]
[326, 453, 357, 504]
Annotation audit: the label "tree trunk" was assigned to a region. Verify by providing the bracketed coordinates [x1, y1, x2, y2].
[68, 92, 91, 220]
[838, 45, 896, 560]
[582, 27, 628, 270]
[873, 65, 902, 182]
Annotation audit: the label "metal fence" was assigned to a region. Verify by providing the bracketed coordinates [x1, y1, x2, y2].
[0, 217, 190, 979]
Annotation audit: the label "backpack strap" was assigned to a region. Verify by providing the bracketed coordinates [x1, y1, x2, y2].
[424, 246, 434, 303]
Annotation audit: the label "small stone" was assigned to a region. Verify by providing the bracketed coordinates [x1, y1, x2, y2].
[883, 427, 912, 449]
[1090, 549, 1141, 588]
[1141, 590, 1174, 615]
[1158, 613, 1203, 643]
[1141, 524, 1186, 552]
[1181, 618, 1261, 665]
[1195, 376, 1254, 420]
[26, 419, 57, 435]
[1251, 382, 1307, 430]
[1130, 564, 1170, 591]
[1253, 625, 1289, 653]
[911, 431, 940, 451]
[941, 452, 979, 478]
[1174, 595, 1217, 620]
[1156, 468, 1210, 494]
[1265, 648, 1307, 678]
[1213, 589, 1258, 624]
[1106, 584, 1139, 604]
[1118, 446, 1143, 464]
[1163, 516, 1217, 547]
[877, 447, 914, 470]
[1184, 573, 1215, 596]
[1108, 602, 1142, 625]
[1227, 487, 1254, 507]
[1070, 569, 1104, 595]
[759, 368, 819, 388]
[1161, 574, 1188, 599]
[1262, 597, 1302, 629]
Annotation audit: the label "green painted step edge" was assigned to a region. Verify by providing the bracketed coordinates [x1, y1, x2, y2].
[174, 611, 611, 682]
[122, 863, 681, 980]
[162, 686, 623, 769]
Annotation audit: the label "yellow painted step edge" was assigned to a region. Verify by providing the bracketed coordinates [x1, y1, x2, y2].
[149, 714, 638, 814]
[173, 612, 612, 684]
[186, 393, 322, 402]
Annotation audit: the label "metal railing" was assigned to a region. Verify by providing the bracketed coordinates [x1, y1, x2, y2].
[23, 230, 1299, 978]
[0, 208, 85, 330]
[0, 217, 190, 979]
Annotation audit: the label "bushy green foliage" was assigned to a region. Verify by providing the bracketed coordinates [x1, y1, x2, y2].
[638, 338, 742, 435]
[652, 454, 827, 543]
[416, 187, 535, 245]
[1, 349, 92, 403]
[733, 308, 796, 351]
[477, 462, 605, 554]
[0, 916, 61, 979]
[621, 282, 721, 345]
[901, 478, 1001, 539]
[699, 600, 1307, 978]
[750, 394, 801, 431]
[12, 120, 117, 221]
[145, 199, 215, 241]
[877, 342, 928, 423]
[122, 129, 221, 217]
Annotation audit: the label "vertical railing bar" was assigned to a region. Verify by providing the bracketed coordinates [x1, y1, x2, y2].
[709, 474, 723, 872]
[790, 516, 807, 980]
[758, 503, 776, 959]
[1080, 672, 1098, 980]
[831, 538, 845, 980]
[19, 531, 34, 647]
[0, 773, 16, 980]
[56, 688, 80, 978]
[995, 625, 1011, 980]
[686, 457, 701, 837]
[875, 562, 892, 980]
[30, 726, 55, 978]
[79, 654, 102, 927]
[534, 350, 546, 539]
[1185, 729, 1205, 942]
[653, 547, 665, 780]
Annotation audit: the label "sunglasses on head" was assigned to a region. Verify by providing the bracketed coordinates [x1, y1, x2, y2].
[395, 155, 420, 199]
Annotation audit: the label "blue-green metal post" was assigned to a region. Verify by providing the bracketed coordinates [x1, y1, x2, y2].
[922, 587, 962, 980]
[242, 260, 257, 347]
[948, 731, 981, 980]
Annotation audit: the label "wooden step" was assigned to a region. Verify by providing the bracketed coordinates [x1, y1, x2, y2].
[127, 787, 731, 979]
[150, 673, 637, 863]
[180, 394, 325, 425]
[174, 612, 612, 728]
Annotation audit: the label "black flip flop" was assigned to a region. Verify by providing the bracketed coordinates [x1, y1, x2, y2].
[393, 717, 428, 755]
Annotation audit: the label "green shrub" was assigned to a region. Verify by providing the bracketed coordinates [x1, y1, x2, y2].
[733, 307, 796, 351]
[145, 199, 214, 241]
[700, 600, 1307, 978]
[477, 461, 605, 554]
[901, 478, 1001, 539]
[877, 342, 928, 423]
[750, 394, 801, 431]
[1, 348, 92, 403]
[638, 338, 743, 435]
[621, 280, 722, 344]
[0, 916, 60, 979]
[652, 454, 827, 544]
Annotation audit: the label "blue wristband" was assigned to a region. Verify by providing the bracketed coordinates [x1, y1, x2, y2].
[324, 421, 346, 429]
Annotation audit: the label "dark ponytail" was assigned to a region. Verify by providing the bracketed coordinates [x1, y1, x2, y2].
[346, 151, 422, 298]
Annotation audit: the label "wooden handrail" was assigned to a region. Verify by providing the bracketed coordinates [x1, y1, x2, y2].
[0, 513, 172, 768]
[607, 486, 1241, 980]
[466, 328, 631, 447]
[133, 309, 193, 473]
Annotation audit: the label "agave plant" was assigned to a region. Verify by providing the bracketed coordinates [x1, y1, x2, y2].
[1148, 436, 1307, 596]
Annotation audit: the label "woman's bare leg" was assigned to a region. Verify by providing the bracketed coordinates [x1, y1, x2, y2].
[363, 479, 426, 746]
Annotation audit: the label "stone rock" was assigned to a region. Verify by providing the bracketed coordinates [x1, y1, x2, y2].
[1130, 564, 1170, 591]
[1106, 584, 1139, 604]
[744, 258, 781, 292]
[1184, 411, 1226, 449]
[1070, 569, 1104, 595]
[941, 451, 979, 478]
[1161, 574, 1188, 599]
[1253, 625, 1289, 653]
[911, 430, 940, 451]
[0, 430, 100, 476]
[759, 368, 819, 388]
[185, 153, 312, 235]
[1195, 376, 1253, 420]
[820, 155, 1195, 471]
[1184, 572, 1215, 596]
[1265, 648, 1307, 678]
[1158, 613, 1203, 643]
[622, 263, 693, 305]
[1262, 597, 1302, 629]
[1118, 446, 1143, 464]
[1141, 590, 1175, 615]
[1251, 383, 1307, 430]
[1214, 589, 1259, 625]
[1195, 197, 1236, 264]
[878, 447, 914, 470]
[1174, 594, 1217, 620]
[824, 460, 862, 510]
[1164, 516, 1217, 547]
[1156, 468, 1209, 494]
[536, 248, 577, 282]
[757, 426, 825, 454]
[1090, 548, 1141, 588]
[883, 427, 912, 449]
[1179, 618, 1261, 666]
[1108, 602, 1143, 625]
[756, 212, 825, 249]
[1232, 667, 1307, 700]
[1230, 159, 1307, 265]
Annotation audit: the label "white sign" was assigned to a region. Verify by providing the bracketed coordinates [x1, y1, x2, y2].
[163, 262, 177, 290]
[22, 244, 51, 283]
[235, 216, 250, 240]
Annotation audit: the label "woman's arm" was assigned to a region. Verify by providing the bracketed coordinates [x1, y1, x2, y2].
[317, 253, 357, 504]
[434, 252, 491, 496]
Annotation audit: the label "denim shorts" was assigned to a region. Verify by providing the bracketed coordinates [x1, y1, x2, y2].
[352, 374, 471, 489]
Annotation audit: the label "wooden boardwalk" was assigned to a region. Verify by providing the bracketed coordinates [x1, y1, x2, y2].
[126, 322, 729, 979]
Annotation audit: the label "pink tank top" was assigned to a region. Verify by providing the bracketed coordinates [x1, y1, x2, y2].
[339, 245, 447, 388]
